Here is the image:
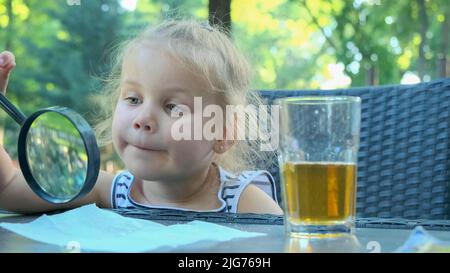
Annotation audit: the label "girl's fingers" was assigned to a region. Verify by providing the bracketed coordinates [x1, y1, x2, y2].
[0, 51, 15, 68]
[0, 51, 16, 94]
[0, 57, 15, 94]
[0, 74, 10, 94]
[2, 62, 16, 72]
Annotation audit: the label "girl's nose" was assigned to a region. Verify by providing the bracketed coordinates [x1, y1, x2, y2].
[133, 113, 158, 133]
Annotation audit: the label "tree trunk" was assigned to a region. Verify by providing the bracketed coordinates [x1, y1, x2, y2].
[5, 0, 14, 50]
[439, 6, 449, 78]
[417, 0, 428, 80]
[366, 65, 378, 86]
[208, 0, 232, 35]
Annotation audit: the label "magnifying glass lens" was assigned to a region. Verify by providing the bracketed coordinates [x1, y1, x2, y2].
[25, 112, 88, 200]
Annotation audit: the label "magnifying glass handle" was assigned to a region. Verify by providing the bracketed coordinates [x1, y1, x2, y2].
[0, 92, 26, 125]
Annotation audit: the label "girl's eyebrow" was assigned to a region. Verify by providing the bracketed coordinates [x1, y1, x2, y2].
[123, 80, 142, 86]
[161, 86, 192, 95]
[122, 81, 197, 98]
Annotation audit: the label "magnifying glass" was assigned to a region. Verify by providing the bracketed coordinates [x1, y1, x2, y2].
[0, 93, 100, 204]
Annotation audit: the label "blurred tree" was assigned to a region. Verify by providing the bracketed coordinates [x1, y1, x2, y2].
[439, 4, 449, 77]
[3, 0, 12, 50]
[232, 0, 329, 89]
[294, 0, 449, 85]
[47, 0, 124, 120]
[0, 0, 124, 160]
[150, 0, 207, 21]
[209, 0, 231, 34]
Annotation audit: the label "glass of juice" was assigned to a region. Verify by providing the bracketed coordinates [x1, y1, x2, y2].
[276, 96, 361, 236]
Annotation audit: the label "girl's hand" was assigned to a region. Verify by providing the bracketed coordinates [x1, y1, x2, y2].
[0, 51, 16, 95]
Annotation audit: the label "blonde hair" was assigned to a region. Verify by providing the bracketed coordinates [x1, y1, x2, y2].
[94, 20, 273, 173]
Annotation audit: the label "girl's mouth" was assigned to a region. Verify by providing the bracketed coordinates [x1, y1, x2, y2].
[131, 143, 161, 152]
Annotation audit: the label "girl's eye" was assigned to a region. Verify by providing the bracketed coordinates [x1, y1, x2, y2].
[166, 103, 184, 117]
[166, 103, 176, 111]
[124, 97, 141, 105]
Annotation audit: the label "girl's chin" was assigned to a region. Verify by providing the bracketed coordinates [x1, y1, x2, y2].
[127, 165, 157, 177]
[126, 164, 172, 181]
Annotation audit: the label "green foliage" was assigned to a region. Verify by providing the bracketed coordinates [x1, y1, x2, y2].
[0, 0, 125, 159]
[233, 0, 448, 88]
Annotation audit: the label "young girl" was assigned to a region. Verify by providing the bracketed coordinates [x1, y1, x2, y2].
[0, 20, 282, 215]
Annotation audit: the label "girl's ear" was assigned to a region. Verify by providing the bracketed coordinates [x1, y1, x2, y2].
[214, 122, 236, 154]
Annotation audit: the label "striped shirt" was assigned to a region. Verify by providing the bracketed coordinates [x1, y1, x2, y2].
[110, 165, 278, 213]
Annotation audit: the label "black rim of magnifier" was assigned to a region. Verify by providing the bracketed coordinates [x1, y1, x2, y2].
[17, 107, 100, 204]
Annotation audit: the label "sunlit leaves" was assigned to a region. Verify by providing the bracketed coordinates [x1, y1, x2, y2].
[12, 0, 29, 21]
[232, 0, 327, 89]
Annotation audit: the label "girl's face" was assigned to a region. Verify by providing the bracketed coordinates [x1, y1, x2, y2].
[112, 44, 217, 181]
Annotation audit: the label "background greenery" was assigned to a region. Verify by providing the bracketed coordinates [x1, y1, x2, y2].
[0, 0, 448, 171]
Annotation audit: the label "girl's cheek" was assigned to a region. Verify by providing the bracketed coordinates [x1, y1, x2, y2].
[170, 139, 214, 168]
[112, 105, 130, 151]
[112, 109, 123, 137]
[113, 104, 134, 129]
[161, 117, 211, 161]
